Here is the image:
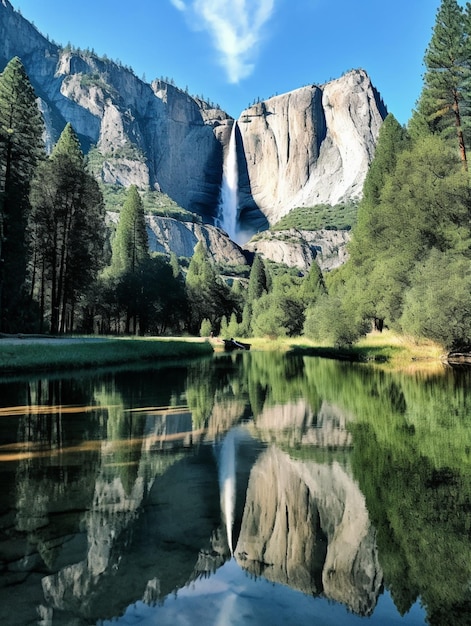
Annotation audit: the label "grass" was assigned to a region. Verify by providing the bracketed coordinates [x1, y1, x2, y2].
[231, 331, 446, 372]
[292, 330, 445, 372]
[0, 331, 446, 376]
[270, 201, 358, 232]
[0, 337, 213, 375]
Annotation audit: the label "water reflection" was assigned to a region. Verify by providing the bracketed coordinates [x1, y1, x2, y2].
[0, 353, 470, 624]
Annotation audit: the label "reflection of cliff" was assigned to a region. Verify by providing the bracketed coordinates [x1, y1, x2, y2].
[39, 445, 219, 623]
[253, 399, 353, 449]
[235, 446, 383, 616]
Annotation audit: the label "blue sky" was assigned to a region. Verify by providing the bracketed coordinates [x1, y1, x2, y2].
[10, 0, 446, 124]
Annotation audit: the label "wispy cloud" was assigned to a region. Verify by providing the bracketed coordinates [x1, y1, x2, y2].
[170, 0, 187, 10]
[170, 0, 275, 83]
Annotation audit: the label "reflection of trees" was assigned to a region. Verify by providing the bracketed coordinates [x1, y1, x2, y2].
[13, 377, 103, 568]
[308, 360, 471, 624]
[186, 359, 218, 429]
[4, 355, 471, 624]
[0, 367, 201, 625]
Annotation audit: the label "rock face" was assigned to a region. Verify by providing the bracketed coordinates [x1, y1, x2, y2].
[0, 0, 229, 221]
[237, 70, 386, 230]
[244, 228, 351, 272]
[0, 1, 386, 251]
[107, 211, 248, 265]
[235, 447, 383, 615]
[145, 215, 248, 265]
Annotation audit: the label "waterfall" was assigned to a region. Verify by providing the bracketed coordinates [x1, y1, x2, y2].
[218, 429, 237, 555]
[218, 121, 239, 242]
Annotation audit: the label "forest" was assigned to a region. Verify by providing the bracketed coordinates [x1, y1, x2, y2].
[0, 0, 470, 353]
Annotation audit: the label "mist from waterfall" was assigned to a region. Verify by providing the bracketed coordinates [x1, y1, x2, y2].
[218, 121, 239, 242]
[218, 428, 237, 555]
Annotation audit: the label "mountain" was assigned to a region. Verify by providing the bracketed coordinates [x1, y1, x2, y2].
[0, 0, 386, 262]
[0, 0, 228, 223]
[236, 71, 387, 232]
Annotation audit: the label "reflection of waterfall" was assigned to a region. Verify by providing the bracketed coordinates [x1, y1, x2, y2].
[218, 121, 239, 242]
[218, 429, 237, 555]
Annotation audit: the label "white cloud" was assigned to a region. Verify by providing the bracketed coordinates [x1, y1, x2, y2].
[172, 0, 275, 83]
[170, 0, 187, 11]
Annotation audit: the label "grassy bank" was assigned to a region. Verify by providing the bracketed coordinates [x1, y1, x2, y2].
[245, 331, 446, 371]
[0, 336, 213, 374]
[0, 331, 447, 375]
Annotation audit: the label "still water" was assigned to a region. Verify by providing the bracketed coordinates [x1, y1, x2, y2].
[0, 352, 470, 626]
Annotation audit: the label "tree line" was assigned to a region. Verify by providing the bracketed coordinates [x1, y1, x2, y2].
[0, 57, 197, 335]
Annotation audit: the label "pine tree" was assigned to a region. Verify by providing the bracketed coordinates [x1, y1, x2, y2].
[349, 114, 410, 265]
[105, 185, 149, 333]
[29, 123, 105, 333]
[0, 57, 44, 331]
[415, 0, 470, 168]
[299, 262, 326, 307]
[186, 241, 235, 334]
[247, 254, 268, 303]
[110, 185, 149, 275]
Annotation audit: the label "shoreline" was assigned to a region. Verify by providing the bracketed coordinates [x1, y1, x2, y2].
[0, 331, 459, 375]
[0, 336, 213, 375]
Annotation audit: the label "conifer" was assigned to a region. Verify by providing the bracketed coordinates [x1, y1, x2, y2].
[0, 56, 44, 330]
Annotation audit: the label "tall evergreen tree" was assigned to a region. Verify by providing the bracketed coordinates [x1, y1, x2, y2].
[243, 254, 268, 334]
[29, 123, 105, 333]
[106, 185, 150, 333]
[247, 254, 268, 302]
[110, 185, 149, 275]
[299, 262, 326, 307]
[0, 57, 44, 331]
[349, 114, 409, 264]
[414, 0, 470, 168]
[186, 241, 235, 334]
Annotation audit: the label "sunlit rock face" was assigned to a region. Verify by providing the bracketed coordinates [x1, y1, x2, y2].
[145, 216, 248, 266]
[1, 2, 386, 238]
[0, 1, 230, 220]
[237, 70, 386, 231]
[235, 447, 383, 616]
[244, 228, 351, 272]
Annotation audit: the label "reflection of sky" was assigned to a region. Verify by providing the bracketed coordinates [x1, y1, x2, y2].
[101, 558, 426, 626]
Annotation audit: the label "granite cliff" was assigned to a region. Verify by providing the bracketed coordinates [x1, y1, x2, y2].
[236, 70, 386, 231]
[0, 0, 228, 222]
[0, 0, 386, 258]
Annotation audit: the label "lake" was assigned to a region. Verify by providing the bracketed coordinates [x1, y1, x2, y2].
[0, 351, 470, 626]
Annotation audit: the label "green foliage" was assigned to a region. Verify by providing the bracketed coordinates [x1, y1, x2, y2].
[200, 318, 212, 337]
[270, 200, 358, 232]
[79, 72, 119, 98]
[29, 123, 106, 334]
[298, 262, 326, 307]
[251, 270, 305, 338]
[219, 314, 228, 337]
[108, 185, 149, 276]
[360, 114, 409, 210]
[89, 177, 199, 222]
[343, 133, 470, 333]
[247, 254, 268, 303]
[400, 250, 471, 349]
[0, 57, 44, 331]
[226, 312, 240, 337]
[186, 242, 237, 334]
[413, 0, 470, 164]
[304, 294, 369, 347]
